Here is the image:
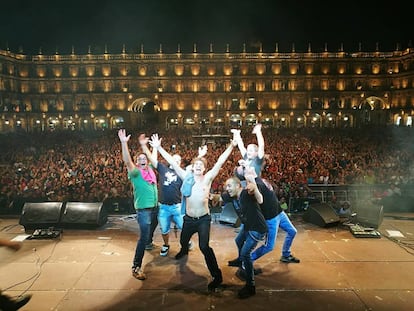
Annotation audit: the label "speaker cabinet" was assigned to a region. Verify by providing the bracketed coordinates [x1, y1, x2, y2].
[19, 202, 64, 231]
[219, 202, 241, 227]
[61, 202, 107, 229]
[303, 203, 340, 227]
[355, 200, 384, 229]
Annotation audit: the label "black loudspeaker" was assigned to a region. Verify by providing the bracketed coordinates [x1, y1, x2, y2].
[61, 202, 107, 229]
[355, 201, 384, 229]
[19, 202, 64, 231]
[219, 202, 241, 227]
[303, 203, 340, 227]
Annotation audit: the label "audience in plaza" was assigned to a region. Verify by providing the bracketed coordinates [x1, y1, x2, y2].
[0, 126, 413, 213]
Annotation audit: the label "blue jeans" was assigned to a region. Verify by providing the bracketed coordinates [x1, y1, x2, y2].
[251, 211, 297, 261]
[180, 214, 222, 279]
[235, 225, 265, 286]
[133, 208, 158, 268]
[158, 203, 183, 234]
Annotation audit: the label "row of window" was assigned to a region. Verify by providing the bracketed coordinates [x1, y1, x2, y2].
[1, 59, 410, 78]
[1, 112, 412, 132]
[1, 77, 409, 94]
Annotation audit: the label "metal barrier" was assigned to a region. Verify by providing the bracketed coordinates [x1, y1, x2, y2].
[288, 183, 414, 214]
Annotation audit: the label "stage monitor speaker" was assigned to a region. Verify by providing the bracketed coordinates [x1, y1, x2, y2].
[355, 200, 384, 229]
[219, 203, 241, 228]
[303, 203, 340, 227]
[19, 202, 64, 231]
[61, 202, 107, 229]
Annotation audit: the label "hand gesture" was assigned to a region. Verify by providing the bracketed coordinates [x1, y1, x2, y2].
[118, 129, 130, 143]
[231, 128, 241, 140]
[149, 133, 162, 149]
[198, 145, 207, 157]
[138, 134, 149, 146]
[252, 123, 262, 134]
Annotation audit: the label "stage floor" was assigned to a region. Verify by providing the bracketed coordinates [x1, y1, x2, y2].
[1, 212, 413, 311]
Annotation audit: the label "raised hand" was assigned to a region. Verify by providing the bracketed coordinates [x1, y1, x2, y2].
[149, 133, 162, 149]
[118, 129, 130, 143]
[252, 123, 262, 134]
[231, 129, 242, 144]
[198, 145, 207, 157]
[138, 133, 149, 146]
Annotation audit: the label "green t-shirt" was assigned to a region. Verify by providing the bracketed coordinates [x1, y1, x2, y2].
[128, 167, 158, 209]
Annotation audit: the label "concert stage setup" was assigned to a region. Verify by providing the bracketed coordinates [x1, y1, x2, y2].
[1, 206, 413, 311]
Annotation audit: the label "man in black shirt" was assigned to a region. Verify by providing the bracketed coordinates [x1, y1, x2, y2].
[222, 167, 267, 299]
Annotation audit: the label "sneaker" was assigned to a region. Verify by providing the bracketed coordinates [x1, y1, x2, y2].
[188, 240, 194, 251]
[238, 285, 256, 299]
[280, 254, 300, 263]
[145, 243, 154, 250]
[175, 249, 188, 260]
[160, 245, 170, 256]
[132, 267, 146, 280]
[228, 258, 241, 267]
[207, 274, 223, 292]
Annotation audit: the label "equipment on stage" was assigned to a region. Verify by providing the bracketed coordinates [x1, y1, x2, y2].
[27, 227, 62, 240]
[19, 201, 107, 232]
[302, 203, 340, 227]
[219, 202, 241, 227]
[349, 224, 381, 238]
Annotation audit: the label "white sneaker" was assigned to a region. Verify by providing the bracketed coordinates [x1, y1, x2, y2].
[160, 245, 170, 256]
[188, 240, 194, 251]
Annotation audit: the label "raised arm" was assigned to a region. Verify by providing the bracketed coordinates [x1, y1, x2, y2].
[149, 133, 186, 179]
[118, 129, 135, 172]
[205, 139, 237, 182]
[244, 167, 263, 204]
[139, 134, 158, 168]
[231, 129, 246, 157]
[252, 123, 265, 159]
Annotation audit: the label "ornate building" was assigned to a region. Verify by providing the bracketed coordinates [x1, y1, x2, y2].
[0, 42, 413, 132]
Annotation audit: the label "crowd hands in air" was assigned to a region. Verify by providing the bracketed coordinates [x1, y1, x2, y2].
[0, 126, 413, 210]
[1, 125, 414, 301]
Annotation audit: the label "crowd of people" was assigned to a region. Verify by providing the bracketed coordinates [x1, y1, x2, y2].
[1, 125, 413, 301]
[0, 126, 413, 213]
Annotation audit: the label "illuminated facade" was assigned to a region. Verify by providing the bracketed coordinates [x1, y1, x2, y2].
[0, 43, 413, 132]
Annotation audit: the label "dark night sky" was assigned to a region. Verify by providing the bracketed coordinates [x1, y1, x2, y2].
[0, 0, 412, 55]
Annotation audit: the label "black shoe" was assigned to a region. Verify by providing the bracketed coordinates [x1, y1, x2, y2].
[254, 268, 263, 275]
[280, 255, 300, 263]
[236, 267, 261, 281]
[207, 275, 223, 292]
[238, 285, 256, 299]
[13, 294, 32, 310]
[228, 258, 241, 267]
[235, 268, 247, 281]
[1, 294, 32, 311]
[175, 249, 188, 260]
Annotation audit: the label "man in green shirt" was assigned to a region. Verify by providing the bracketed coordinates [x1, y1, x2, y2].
[118, 129, 159, 281]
